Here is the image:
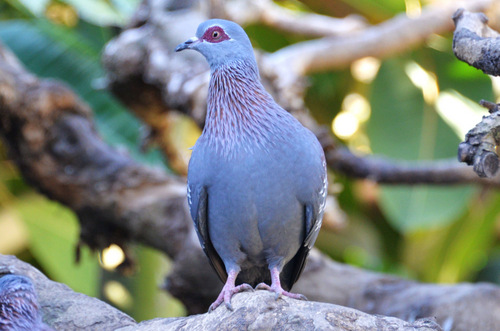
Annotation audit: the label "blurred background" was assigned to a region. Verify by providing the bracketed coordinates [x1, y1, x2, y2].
[0, 0, 499, 322]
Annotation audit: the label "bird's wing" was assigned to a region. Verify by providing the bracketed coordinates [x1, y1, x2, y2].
[284, 158, 328, 290]
[304, 158, 328, 249]
[187, 183, 228, 283]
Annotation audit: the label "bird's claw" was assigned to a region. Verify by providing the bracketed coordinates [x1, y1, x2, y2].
[255, 282, 307, 301]
[209, 283, 253, 312]
[294, 293, 308, 301]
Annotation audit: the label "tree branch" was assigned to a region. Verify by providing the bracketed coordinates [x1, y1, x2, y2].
[457, 100, 500, 178]
[124, 291, 441, 331]
[212, 0, 367, 38]
[452, 8, 500, 76]
[452, 10, 500, 177]
[0, 254, 444, 330]
[314, 128, 500, 186]
[262, 0, 494, 79]
[5, 252, 500, 331]
[0, 254, 135, 330]
[0, 43, 191, 261]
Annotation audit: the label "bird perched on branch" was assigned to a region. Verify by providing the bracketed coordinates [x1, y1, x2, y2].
[0, 274, 54, 331]
[176, 19, 327, 312]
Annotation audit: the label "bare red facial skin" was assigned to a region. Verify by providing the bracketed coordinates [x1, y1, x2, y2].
[202, 26, 230, 43]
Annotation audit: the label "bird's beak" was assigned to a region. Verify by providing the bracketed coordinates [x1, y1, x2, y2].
[175, 37, 200, 52]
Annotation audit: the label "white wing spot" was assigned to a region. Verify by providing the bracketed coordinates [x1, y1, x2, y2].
[187, 182, 193, 207]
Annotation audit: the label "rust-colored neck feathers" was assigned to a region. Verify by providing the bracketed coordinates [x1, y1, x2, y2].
[204, 60, 291, 157]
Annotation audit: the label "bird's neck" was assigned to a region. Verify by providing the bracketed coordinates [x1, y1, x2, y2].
[203, 60, 285, 155]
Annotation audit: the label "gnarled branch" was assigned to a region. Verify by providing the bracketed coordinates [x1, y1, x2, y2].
[452, 8, 500, 76]
[452, 9, 500, 177]
[0, 42, 191, 260]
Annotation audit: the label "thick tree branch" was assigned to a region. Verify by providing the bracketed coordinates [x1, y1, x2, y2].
[452, 8, 500, 76]
[452, 10, 500, 177]
[5, 252, 500, 331]
[0, 254, 135, 330]
[122, 291, 442, 331]
[0, 43, 191, 260]
[1, 254, 445, 331]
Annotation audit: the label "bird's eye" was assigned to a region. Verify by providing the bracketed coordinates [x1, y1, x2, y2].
[212, 31, 220, 39]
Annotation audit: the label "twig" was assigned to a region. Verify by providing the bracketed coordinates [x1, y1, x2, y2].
[315, 129, 500, 185]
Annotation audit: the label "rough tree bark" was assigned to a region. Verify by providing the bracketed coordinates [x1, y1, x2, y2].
[0, 255, 135, 330]
[1, 0, 500, 330]
[0, 43, 191, 260]
[453, 9, 500, 178]
[1, 254, 445, 330]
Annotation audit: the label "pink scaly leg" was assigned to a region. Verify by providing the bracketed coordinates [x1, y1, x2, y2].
[209, 269, 253, 312]
[256, 267, 307, 300]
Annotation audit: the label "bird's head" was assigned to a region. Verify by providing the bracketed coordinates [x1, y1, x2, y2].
[175, 19, 257, 70]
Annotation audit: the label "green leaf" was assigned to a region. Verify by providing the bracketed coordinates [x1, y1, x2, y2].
[367, 59, 475, 233]
[404, 191, 500, 282]
[16, 0, 49, 16]
[110, 0, 142, 19]
[61, 0, 133, 27]
[130, 246, 185, 320]
[338, 0, 405, 21]
[17, 194, 99, 296]
[1, 0, 39, 18]
[380, 185, 474, 233]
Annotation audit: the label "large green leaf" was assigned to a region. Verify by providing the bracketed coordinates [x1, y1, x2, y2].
[131, 246, 185, 320]
[380, 185, 473, 233]
[61, 0, 137, 27]
[367, 59, 475, 233]
[404, 191, 500, 282]
[16, 0, 48, 16]
[17, 194, 99, 296]
[0, 19, 164, 166]
[338, 0, 405, 21]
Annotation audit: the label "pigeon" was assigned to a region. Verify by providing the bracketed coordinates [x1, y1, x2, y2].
[0, 274, 54, 330]
[176, 19, 327, 312]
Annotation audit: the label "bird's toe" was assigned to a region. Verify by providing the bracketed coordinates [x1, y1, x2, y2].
[255, 281, 307, 301]
[255, 282, 271, 291]
[208, 298, 224, 313]
[209, 282, 254, 312]
[224, 300, 234, 311]
[281, 290, 308, 301]
[238, 283, 254, 292]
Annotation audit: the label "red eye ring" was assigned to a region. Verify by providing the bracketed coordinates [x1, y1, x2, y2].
[203, 26, 229, 43]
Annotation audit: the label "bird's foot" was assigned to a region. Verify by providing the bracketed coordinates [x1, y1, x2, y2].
[256, 282, 308, 301]
[209, 283, 253, 312]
